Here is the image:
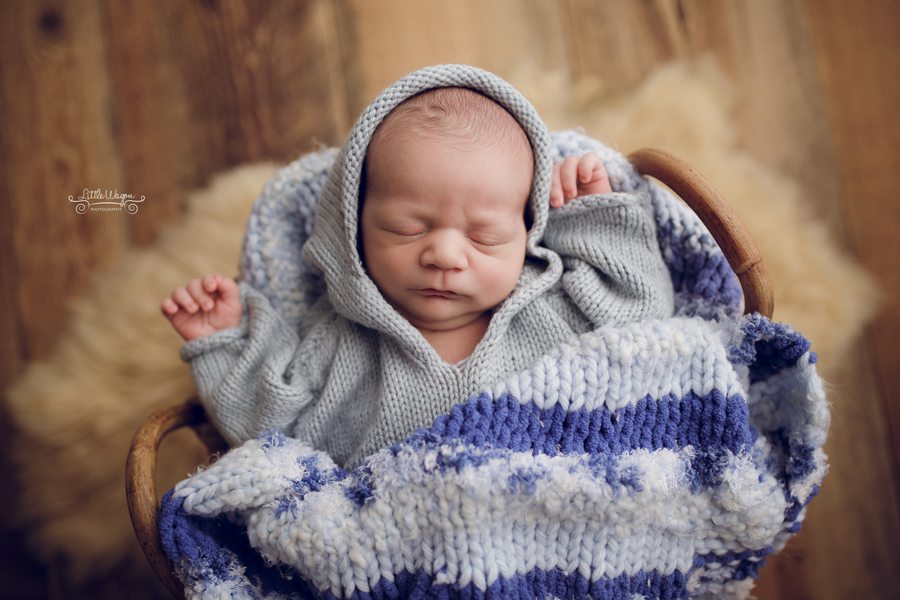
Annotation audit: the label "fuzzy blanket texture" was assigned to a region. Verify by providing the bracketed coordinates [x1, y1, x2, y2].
[158, 132, 829, 599]
[162, 315, 825, 599]
[5, 61, 876, 586]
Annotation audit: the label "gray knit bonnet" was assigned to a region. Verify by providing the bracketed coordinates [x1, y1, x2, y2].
[302, 65, 563, 348]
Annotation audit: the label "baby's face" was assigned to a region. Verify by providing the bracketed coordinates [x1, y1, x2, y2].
[360, 132, 532, 333]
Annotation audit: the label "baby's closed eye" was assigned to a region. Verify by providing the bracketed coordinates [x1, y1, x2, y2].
[467, 228, 514, 247]
[468, 235, 502, 246]
[379, 218, 427, 236]
[385, 226, 426, 237]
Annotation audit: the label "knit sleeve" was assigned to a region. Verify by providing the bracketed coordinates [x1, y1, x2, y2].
[179, 281, 333, 446]
[541, 191, 675, 326]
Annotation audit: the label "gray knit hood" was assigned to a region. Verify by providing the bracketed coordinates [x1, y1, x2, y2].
[303, 65, 562, 354]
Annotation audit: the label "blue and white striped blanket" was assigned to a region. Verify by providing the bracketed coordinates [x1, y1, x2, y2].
[158, 132, 828, 599]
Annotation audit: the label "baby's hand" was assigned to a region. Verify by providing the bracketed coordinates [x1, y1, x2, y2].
[549, 153, 612, 208]
[161, 274, 242, 341]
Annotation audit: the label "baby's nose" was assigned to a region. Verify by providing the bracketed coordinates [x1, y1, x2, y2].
[421, 229, 468, 270]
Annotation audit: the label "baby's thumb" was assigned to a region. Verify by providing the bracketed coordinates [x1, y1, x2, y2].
[217, 275, 242, 306]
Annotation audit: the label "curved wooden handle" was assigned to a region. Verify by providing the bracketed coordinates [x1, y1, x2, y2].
[628, 148, 774, 318]
[126, 398, 227, 599]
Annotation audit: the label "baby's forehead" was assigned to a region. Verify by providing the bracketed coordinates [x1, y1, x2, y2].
[368, 87, 533, 161]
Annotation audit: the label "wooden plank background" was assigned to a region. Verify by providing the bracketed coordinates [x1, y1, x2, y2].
[1, 0, 898, 597]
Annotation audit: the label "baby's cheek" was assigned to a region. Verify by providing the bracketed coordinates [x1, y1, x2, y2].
[366, 246, 407, 287]
[385, 248, 416, 274]
[485, 254, 524, 297]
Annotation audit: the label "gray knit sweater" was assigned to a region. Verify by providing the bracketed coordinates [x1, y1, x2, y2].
[180, 65, 674, 468]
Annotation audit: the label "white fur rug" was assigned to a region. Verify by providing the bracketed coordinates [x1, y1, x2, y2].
[5, 60, 877, 585]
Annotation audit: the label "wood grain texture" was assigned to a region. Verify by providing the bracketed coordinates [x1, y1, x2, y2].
[808, 0, 900, 478]
[334, 0, 569, 115]
[0, 0, 128, 366]
[564, 0, 683, 90]
[679, 0, 846, 233]
[1, 0, 898, 597]
[102, 0, 347, 247]
[803, 3, 900, 596]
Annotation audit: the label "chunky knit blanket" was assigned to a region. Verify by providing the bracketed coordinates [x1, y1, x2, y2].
[158, 132, 828, 599]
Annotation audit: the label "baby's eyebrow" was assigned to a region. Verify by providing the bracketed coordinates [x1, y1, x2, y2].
[467, 219, 520, 234]
[467, 219, 502, 229]
[378, 214, 425, 227]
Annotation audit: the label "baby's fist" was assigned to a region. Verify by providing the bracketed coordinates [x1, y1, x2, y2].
[549, 153, 612, 208]
[161, 274, 242, 341]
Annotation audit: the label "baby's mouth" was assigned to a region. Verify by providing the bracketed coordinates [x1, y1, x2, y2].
[415, 288, 462, 299]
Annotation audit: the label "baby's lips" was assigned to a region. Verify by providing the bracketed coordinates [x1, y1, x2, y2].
[413, 288, 466, 300]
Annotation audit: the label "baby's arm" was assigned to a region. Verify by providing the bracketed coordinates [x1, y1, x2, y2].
[542, 150, 675, 323]
[173, 279, 330, 445]
[549, 153, 612, 208]
[161, 273, 243, 341]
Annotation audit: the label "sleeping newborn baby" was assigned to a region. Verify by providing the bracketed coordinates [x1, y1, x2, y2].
[161, 65, 674, 468]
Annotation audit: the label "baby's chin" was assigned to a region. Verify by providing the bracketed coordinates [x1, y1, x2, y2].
[394, 303, 492, 334]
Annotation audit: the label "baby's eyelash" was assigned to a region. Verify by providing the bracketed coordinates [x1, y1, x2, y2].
[468, 235, 504, 247]
[383, 225, 424, 235]
[381, 223, 425, 235]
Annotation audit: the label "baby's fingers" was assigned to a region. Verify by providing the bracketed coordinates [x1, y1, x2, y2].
[577, 154, 600, 183]
[171, 285, 201, 314]
[215, 273, 241, 304]
[550, 164, 564, 208]
[559, 156, 579, 200]
[187, 278, 215, 311]
[578, 154, 612, 195]
[160, 297, 181, 317]
[205, 274, 241, 306]
[202, 273, 220, 294]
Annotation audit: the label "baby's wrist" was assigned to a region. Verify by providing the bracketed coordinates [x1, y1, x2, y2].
[180, 319, 248, 362]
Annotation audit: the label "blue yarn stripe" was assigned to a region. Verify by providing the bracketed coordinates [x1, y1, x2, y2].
[728, 315, 812, 382]
[413, 390, 752, 460]
[164, 485, 695, 600]
[159, 492, 316, 597]
[320, 565, 689, 600]
[162, 461, 775, 599]
[693, 547, 774, 582]
[654, 219, 743, 311]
